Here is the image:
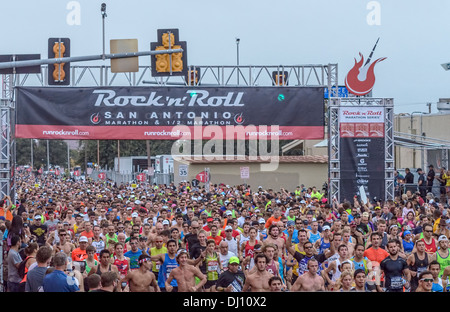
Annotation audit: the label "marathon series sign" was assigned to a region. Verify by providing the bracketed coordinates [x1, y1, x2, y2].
[15, 86, 324, 140]
[338, 106, 385, 202]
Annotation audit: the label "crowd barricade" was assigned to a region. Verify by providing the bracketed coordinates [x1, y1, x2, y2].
[397, 183, 447, 200]
[89, 169, 173, 186]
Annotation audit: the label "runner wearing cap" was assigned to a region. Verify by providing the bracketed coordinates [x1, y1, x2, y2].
[203, 217, 214, 232]
[213, 256, 246, 292]
[257, 218, 268, 241]
[316, 224, 332, 254]
[29, 215, 48, 246]
[72, 236, 94, 264]
[222, 225, 239, 256]
[431, 235, 450, 277]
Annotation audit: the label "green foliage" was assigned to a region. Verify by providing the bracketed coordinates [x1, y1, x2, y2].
[16, 139, 69, 169]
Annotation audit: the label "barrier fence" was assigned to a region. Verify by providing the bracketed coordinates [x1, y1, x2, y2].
[89, 169, 174, 186]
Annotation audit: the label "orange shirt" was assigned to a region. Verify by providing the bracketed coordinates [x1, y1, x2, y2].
[0, 208, 12, 222]
[363, 247, 389, 267]
[72, 248, 98, 262]
[265, 216, 281, 229]
[80, 230, 94, 239]
[207, 235, 223, 247]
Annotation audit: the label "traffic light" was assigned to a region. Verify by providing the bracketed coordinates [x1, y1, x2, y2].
[151, 29, 187, 77]
[272, 70, 288, 86]
[48, 38, 70, 85]
[185, 66, 201, 86]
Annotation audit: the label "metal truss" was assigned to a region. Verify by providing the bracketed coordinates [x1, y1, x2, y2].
[13, 63, 338, 89]
[328, 97, 395, 202]
[0, 98, 14, 201]
[1, 63, 338, 201]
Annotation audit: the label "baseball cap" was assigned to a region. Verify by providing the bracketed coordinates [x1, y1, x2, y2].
[225, 225, 233, 231]
[258, 218, 266, 224]
[79, 236, 88, 243]
[131, 212, 139, 218]
[162, 220, 170, 225]
[438, 235, 448, 242]
[286, 220, 295, 227]
[323, 225, 331, 231]
[403, 230, 411, 235]
[229, 256, 240, 264]
[416, 168, 423, 172]
[34, 215, 42, 220]
[207, 217, 213, 222]
[225, 210, 232, 216]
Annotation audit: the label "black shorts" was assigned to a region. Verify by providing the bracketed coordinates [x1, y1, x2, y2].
[204, 280, 217, 289]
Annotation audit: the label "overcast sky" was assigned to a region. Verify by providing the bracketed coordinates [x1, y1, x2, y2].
[1, 0, 450, 114]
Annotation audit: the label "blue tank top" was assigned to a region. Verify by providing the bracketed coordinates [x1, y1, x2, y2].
[278, 257, 284, 281]
[319, 237, 330, 254]
[351, 257, 368, 274]
[403, 239, 414, 253]
[157, 253, 179, 288]
[309, 232, 321, 244]
[432, 279, 443, 292]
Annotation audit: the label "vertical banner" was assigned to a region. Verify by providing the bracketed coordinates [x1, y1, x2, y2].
[338, 107, 386, 202]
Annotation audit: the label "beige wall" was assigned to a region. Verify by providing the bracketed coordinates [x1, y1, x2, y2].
[395, 113, 450, 169]
[174, 160, 328, 191]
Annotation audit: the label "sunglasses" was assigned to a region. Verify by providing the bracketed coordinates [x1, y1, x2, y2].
[421, 278, 433, 283]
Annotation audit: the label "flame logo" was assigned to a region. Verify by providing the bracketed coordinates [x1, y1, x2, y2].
[345, 53, 386, 96]
[90, 113, 100, 124]
[234, 113, 244, 125]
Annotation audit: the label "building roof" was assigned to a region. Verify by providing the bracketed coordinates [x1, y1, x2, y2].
[174, 155, 328, 164]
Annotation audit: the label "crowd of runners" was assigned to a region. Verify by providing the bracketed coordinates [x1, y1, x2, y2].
[2, 168, 450, 292]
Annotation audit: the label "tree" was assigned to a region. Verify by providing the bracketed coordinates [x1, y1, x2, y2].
[16, 139, 68, 169]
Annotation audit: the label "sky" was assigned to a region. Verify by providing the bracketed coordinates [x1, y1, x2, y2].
[1, 0, 450, 114]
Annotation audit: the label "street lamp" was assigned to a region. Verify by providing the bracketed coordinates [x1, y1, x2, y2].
[101, 3, 107, 60]
[236, 37, 240, 85]
[441, 62, 450, 71]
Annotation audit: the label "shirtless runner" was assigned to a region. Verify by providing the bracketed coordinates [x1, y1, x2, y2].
[165, 250, 207, 292]
[56, 229, 75, 257]
[242, 253, 274, 292]
[122, 254, 160, 292]
[263, 225, 286, 259]
[291, 258, 325, 291]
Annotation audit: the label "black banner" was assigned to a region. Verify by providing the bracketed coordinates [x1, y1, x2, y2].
[16, 86, 324, 140]
[339, 137, 385, 203]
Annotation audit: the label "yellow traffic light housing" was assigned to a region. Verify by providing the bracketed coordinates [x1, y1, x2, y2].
[272, 70, 288, 86]
[151, 29, 187, 77]
[185, 67, 201, 86]
[48, 38, 70, 85]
